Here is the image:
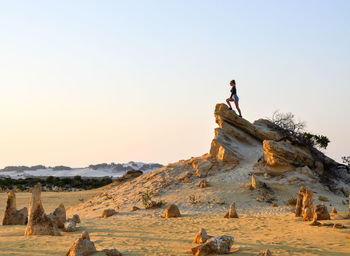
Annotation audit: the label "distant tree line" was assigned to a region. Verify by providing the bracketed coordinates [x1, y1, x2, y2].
[0, 176, 112, 191]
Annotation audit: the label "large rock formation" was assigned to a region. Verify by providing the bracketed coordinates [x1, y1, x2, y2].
[2, 191, 28, 225]
[24, 184, 60, 236]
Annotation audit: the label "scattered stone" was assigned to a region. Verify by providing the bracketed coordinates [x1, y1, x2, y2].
[163, 204, 181, 218]
[102, 248, 122, 256]
[101, 209, 116, 218]
[65, 231, 96, 256]
[64, 220, 77, 232]
[190, 235, 234, 255]
[131, 206, 140, 212]
[24, 183, 60, 236]
[251, 175, 261, 189]
[68, 214, 81, 224]
[333, 223, 346, 229]
[314, 204, 330, 220]
[256, 249, 273, 256]
[48, 203, 66, 229]
[256, 197, 262, 202]
[192, 160, 213, 178]
[331, 208, 337, 214]
[224, 202, 239, 218]
[196, 180, 207, 189]
[318, 195, 329, 202]
[2, 191, 28, 225]
[193, 228, 212, 244]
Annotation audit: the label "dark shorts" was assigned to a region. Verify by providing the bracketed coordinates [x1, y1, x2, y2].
[230, 93, 239, 101]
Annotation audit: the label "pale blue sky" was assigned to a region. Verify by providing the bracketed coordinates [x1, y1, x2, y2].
[0, 0, 349, 168]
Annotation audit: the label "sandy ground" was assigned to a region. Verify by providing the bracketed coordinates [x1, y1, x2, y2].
[0, 189, 349, 256]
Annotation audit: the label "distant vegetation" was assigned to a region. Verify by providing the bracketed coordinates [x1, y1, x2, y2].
[270, 111, 330, 150]
[342, 156, 350, 166]
[0, 176, 112, 191]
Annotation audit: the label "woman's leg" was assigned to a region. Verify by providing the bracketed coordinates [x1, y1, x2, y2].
[234, 100, 242, 117]
[226, 98, 233, 109]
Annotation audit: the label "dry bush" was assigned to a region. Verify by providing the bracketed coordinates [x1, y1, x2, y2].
[188, 195, 201, 205]
[141, 190, 166, 209]
[286, 197, 297, 206]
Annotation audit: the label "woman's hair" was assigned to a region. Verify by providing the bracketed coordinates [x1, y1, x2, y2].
[230, 80, 236, 85]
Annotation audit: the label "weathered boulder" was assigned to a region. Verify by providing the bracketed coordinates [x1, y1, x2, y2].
[163, 204, 181, 218]
[190, 235, 234, 255]
[224, 203, 238, 218]
[101, 209, 116, 218]
[192, 159, 213, 178]
[295, 187, 314, 221]
[65, 231, 96, 256]
[263, 140, 314, 170]
[24, 184, 60, 236]
[314, 204, 330, 220]
[256, 249, 273, 256]
[48, 203, 66, 229]
[64, 220, 77, 232]
[193, 228, 211, 244]
[2, 191, 28, 225]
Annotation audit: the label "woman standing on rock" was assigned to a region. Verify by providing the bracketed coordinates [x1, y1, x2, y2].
[226, 80, 242, 117]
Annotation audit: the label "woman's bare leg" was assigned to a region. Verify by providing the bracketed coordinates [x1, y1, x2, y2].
[226, 98, 234, 109]
[234, 100, 242, 117]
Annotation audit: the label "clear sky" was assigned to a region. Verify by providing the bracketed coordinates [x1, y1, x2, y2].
[0, 0, 349, 168]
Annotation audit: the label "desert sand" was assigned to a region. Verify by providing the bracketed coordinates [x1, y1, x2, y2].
[0, 189, 349, 256]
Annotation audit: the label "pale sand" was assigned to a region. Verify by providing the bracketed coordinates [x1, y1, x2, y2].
[0, 190, 349, 256]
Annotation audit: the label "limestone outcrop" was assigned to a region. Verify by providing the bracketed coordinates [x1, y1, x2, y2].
[193, 228, 212, 244]
[295, 187, 314, 221]
[224, 203, 239, 218]
[2, 191, 28, 225]
[263, 140, 314, 170]
[24, 183, 60, 236]
[314, 205, 330, 220]
[48, 203, 66, 229]
[191, 235, 234, 255]
[163, 204, 181, 218]
[65, 231, 96, 256]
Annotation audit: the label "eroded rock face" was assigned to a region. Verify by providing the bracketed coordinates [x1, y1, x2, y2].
[163, 204, 181, 218]
[192, 160, 213, 178]
[2, 191, 28, 225]
[314, 205, 330, 220]
[101, 209, 116, 218]
[224, 203, 239, 218]
[193, 228, 211, 244]
[191, 235, 234, 255]
[65, 231, 96, 256]
[48, 203, 66, 229]
[263, 140, 314, 170]
[24, 184, 60, 236]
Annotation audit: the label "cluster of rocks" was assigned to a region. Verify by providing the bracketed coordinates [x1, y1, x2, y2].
[191, 228, 234, 255]
[0, 183, 81, 236]
[65, 231, 122, 256]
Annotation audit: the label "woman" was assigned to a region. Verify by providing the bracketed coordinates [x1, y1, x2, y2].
[226, 80, 242, 117]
